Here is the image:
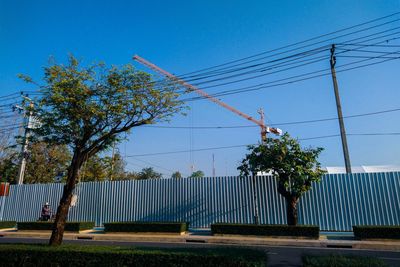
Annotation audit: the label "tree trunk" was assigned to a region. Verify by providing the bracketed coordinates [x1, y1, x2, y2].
[49, 150, 84, 246]
[286, 196, 298, 226]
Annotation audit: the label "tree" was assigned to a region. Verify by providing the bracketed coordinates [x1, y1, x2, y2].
[104, 152, 126, 180]
[24, 142, 71, 184]
[238, 133, 325, 226]
[20, 55, 184, 245]
[79, 154, 108, 182]
[0, 149, 18, 184]
[171, 171, 182, 179]
[0, 115, 20, 183]
[189, 170, 204, 178]
[137, 167, 162, 180]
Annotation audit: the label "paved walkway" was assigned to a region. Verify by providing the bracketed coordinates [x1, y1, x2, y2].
[0, 228, 399, 251]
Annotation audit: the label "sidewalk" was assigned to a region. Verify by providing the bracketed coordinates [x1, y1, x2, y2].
[1, 228, 399, 251]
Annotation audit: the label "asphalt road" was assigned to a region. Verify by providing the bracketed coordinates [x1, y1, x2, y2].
[0, 237, 399, 267]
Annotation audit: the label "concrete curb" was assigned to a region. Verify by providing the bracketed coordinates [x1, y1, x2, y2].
[1, 230, 399, 251]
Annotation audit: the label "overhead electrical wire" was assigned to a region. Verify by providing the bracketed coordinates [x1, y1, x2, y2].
[4, 14, 400, 104]
[182, 49, 400, 101]
[10, 29, 400, 100]
[142, 107, 400, 129]
[144, 28, 400, 93]
[146, 30, 400, 96]
[176, 12, 400, 79]
[125, 132, 400, 157]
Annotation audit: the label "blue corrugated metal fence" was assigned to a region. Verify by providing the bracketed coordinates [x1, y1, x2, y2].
[0, 172, 399, 231]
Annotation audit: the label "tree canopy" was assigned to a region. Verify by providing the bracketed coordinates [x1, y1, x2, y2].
[20, 55, 185, 245]
[189, 170, 204, 178]
[171, 171, 182, 179]
[238, 133, 325, 225]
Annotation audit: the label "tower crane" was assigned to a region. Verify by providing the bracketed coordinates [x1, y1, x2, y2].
[133, 55, 282, 142]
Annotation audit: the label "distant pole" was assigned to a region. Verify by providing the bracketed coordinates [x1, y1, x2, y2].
[16, 100, 34, 185]
[110, 141, 116, 181]
[212, 154, 216, 178]
[252, 174, 259, 225]
[330, 44, 352, 173]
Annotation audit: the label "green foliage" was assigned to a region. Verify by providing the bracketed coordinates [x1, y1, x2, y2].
[238, 133, 325, 199]
[17, 221, 95, 232]
[353, 225, 400, 240]
[302, 254, 387, 267]
[238, 133, 325, 225]
[171, 171, 182, 179]
[25, 142, 71, 183]
[0, 142, 71, 184]
[80, 154, 109, 182]
[26, 55, 184, 153]
[0, 244, 267, 267]
[211, 223, 319, 239]
[189, 170, 204, 178]
[137, 167, 163, 180]
[104, 222, 189, 233]
[0, 151, 18, 184]
[0, 221, 16, 229]
[20, 55, 185, 244]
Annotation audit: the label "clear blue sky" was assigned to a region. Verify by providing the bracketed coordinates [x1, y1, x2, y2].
[1, 0, 399, 177]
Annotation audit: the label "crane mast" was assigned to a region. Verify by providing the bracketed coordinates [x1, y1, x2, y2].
[133, 55, 281, 142]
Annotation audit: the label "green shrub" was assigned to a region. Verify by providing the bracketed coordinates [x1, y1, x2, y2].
[104, 221, 189, 233]
[0, 244, 267, 267]
[17, 221, 95, 232]
[303, 254, 387, 267]
[211, 223, 319, 239]
[353, 225, 400, 240]
[0, 221, 16, 229]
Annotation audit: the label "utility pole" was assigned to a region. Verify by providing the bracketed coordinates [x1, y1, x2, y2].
[330, 44, 352, 173]
[212, 154, 215, 178]
[16, 96, 34, 185]
[110, 141, 116, 181]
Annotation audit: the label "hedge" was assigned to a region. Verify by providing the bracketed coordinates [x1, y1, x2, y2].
[353, 225, 400, 240]
[17, 221, 95, 232]
[104, 221, 189, 233]
[211, 223, 319, 239]
[302, 255, 387, 267]
[0, 244, 267, 267]
[0, 221, 16, 229]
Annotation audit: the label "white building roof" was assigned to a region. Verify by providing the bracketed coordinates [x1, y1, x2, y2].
[323, 165, 400, 174]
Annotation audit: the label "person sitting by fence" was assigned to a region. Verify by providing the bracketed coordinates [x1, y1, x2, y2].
[40, 202, 51, 221]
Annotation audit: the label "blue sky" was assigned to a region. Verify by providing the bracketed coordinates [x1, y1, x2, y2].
[1, 0, 399, 177]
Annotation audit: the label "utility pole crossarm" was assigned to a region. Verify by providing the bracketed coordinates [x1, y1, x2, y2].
[133, 55, 263, 126]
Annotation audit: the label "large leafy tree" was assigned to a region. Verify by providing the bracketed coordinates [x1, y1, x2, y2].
[21, 55, 184, 245]
[24, 142, 71, 184]
[137, 167, 162, 180]
[171, 171, 182, 179]
[189, 170, 204, 178]
[238, 133, 325, 226]
[0, 150, 18, 183]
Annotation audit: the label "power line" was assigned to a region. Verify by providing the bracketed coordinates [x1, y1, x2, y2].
[142, 107, 400, 129]
[182, 50, 400, 101]
[176, 12, 400, 78]
[125, 132, 400, 157]
[148, 27, 400, 92]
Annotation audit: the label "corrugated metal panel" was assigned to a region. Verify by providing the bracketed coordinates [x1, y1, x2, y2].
[0, 172, 399, 231]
